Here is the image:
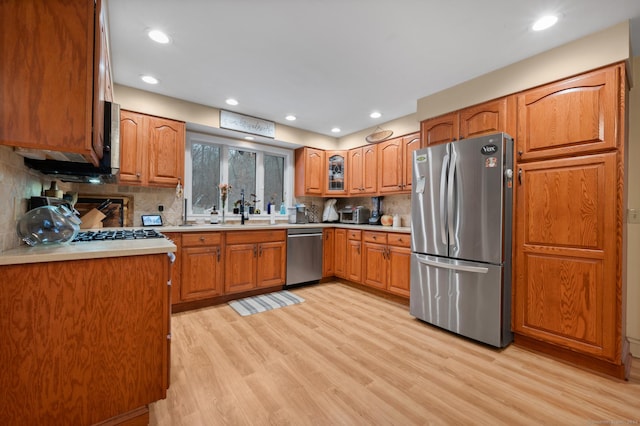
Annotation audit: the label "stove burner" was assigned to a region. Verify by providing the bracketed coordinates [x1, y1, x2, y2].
[73, 229, 165, 242]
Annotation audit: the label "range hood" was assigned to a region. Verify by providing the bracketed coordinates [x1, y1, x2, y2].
[22, 102, 120, 184]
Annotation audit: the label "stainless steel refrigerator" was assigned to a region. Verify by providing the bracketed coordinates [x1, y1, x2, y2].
[410, 133, 513, 347]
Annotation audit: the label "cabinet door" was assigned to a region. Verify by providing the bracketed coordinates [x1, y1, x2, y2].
[387, 245, 411, 297]
[346, 239, 362, 283]
[459, 98, 507, 140]
[256, 241, 286, 288]
[402, 132, 421, 191]
[147, 116, 185, 187]
[181, 245, 223, 300]
[378, 137, 403, 194]
[322, 229, 335, 277]
[119, 110, 145, 184]
[348, 148, 364, 193]
[514, 152, 618, 361]
[362, 145, 378, 194]
[325, 151, 348, 196]
[0, 0, 100, 163]
[516, 66, 621, 161]
[225, 243, 257, 294]
[421, 113, 459, 146]
[295, 147, 324, 196]
[334, 229, 347, 278]
[363, 242, 387, 289]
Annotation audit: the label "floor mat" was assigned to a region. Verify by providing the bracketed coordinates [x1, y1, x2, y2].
[228, 290, 304, 316]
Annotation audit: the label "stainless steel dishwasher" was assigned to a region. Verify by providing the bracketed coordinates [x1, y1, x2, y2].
[286, 227, 323, 286]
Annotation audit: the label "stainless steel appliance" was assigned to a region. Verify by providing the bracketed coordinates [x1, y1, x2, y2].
[338, 206, 370, 224]
[369, 196, 383, 225]
[22, 102, 121, 184]
[286, 227, 323, 286]
[410, 133, 514, 348]
[73, 229, 165, 242]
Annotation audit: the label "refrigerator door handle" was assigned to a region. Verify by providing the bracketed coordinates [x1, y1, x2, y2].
[447, 148, 457, 245]
[439, 153, 449, 245]
[415, 255, 489, 274]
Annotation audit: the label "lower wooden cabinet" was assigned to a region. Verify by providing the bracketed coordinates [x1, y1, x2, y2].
[322, 228, 335, 277]
[181, 232, 224, 300]
[362, 231, 411, 297]
[346, 229, 363, 283]
[334, 228, 347, 278]
[225, 230, 286, 294]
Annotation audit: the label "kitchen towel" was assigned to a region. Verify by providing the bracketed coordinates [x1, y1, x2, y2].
[228, 290, 304, 316]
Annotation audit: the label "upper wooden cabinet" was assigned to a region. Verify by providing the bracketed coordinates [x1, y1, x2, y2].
[119, 110, 186, 188]
[378, 132, 421, 194]
[348, 146, 377, 195]
[0, 0, 112, 165]
[325, 150, 348, 196]
[516, 66, 620, 162]
[421, 98, 510, 146]
[295, 147, 324, 196]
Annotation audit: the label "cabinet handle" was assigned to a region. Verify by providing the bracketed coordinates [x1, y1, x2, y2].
[136, 172, 141, 178]
[373, 236, 377, 240]
[200, 236, 205, 242]
[357, 245, 360, 255]
[518, 150, 523, 156]
[253, 245, 257, 257]
[259, 246, 263, 257]
[216, 247, 220, 262]
[518, 168, 522, 185]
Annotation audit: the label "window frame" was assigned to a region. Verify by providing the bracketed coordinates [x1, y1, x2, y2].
[185, 131, 294, 219]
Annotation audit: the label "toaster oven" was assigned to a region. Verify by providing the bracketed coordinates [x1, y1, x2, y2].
[338, 206, 370, 224]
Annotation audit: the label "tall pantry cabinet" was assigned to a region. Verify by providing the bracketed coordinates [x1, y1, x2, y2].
[513, 63, 630, 379]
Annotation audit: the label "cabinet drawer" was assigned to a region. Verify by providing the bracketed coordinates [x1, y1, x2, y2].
[182, 232, 222, 247]
[226, 230, 286, 244]
[347, 230, 362, 240]
[363, 231, 387, 244]
[387, 233, 410, 248]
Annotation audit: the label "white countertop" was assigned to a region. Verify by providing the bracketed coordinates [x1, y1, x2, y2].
[0, 238, 176, 266]
[160, 222, 411, 233]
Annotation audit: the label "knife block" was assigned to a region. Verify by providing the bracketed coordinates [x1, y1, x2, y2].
[80, 208, 106, 229]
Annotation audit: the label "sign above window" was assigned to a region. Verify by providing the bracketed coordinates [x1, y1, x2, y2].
[220, 110, 275, 139]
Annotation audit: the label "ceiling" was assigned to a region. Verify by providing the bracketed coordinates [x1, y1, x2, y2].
[108, 0, 640, 139]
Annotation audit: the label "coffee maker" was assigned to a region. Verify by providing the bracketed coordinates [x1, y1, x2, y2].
[369, 196, 383, 225]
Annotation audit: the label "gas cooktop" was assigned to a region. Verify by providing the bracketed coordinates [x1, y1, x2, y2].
[73, 229, 165, 242]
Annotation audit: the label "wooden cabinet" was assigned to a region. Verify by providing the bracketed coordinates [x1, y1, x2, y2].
[119, 110, 186, 188]
[421, 98, 509, 146]
[362, 231, 411, 297]
[378, 132, 421, 194]
[322, 228, 335, 277]
[325, 150, 348, 196]
[225, 230, 286, 294]
[0, 0, 112, 165]
[348, 146, 377, 194]
[346, 230, 362, 283]
[334, 229, 347, 278]
[516, 66, 619, 162]
[180, 233, 224, 301]
[0, 253, 171, 425]
[513, 63, 629, 379]
[295, 147, 324, 196]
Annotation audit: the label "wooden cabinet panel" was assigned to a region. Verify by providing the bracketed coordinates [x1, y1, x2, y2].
[0, 0, 108, 164]
[0, 254, 170, 424]
[256, 241, 286, 288]
[347, 238, 362, 283]
[514, 153, 618, 361]
[334, 229, 347, 278]
[163, 232, 182, 304]
[379, 132, 420, 194]
[387, 232, 410, 248]
[322, 228, 335, 278]
[363, 242, 386, 289]
[182, 232, 222, 247]
[516, 66, 620, 161]
[348, 148, 364, 193]
[421, 113, 459, 146]
[294, 147, 324, 196]
[181, 245, 223, 300]
[225, 243, 257, 294]
[348, 146, 377, 194]
[402, 133, 421, 191]
[325, 150, 348, 196]
[459, 98, 507, 140]
[362, 231, 411, 296]
[119, 110, 185, 187]
[387, 245, 411, 297]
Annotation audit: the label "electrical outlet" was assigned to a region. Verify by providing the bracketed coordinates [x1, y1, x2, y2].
[158, 205, 164, 212]
[628, 208, 640, 224]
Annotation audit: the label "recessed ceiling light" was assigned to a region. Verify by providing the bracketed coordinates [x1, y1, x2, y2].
[244, 136, 255, 140]
[532, 15, 558, 31]
[285, 115, 296, 121]
[148, 29, 170, 44]
[226, 98, 239, 106]
[370, 112, 382, 119]
[141, 75, 158, 84]
[331, 127, 341, 133]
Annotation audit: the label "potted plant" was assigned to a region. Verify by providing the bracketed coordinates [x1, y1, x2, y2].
[233, 200, 241, 214]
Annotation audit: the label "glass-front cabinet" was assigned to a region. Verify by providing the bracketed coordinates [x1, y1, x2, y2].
[325, 150, 348, 196]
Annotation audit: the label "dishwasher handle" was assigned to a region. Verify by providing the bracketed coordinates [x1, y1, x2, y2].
[287, 233, 323, 238]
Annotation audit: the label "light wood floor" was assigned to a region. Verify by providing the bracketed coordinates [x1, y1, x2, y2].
[151, 282, 640, 425]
